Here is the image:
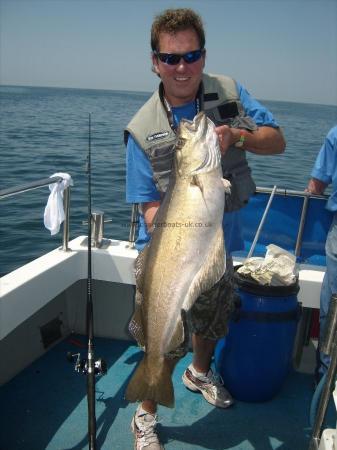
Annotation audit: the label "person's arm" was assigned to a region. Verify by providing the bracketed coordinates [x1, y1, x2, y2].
[126, 135, 161, 204]
[216, 125, 285, 155]
[126, 135, 162, 240]
[306, 127, 337, 195]
[215, 81, 286, 155]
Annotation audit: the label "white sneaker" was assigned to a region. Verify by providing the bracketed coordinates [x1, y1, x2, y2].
[131, 405, 164, 450]
[182, 366, 233, 408]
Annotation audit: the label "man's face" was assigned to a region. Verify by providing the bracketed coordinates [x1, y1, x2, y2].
[152, 28, 205, 107]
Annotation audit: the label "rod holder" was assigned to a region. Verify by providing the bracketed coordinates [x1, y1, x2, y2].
[128, 203, 139, 248]
[91, 210, 104, 248]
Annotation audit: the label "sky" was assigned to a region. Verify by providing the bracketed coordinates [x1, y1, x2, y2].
[1, 0, 337, 105]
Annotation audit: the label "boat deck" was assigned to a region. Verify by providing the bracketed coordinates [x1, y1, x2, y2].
[0, 335, 334, 450]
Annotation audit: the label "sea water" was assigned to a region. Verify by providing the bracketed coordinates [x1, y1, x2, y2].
[0, 85, 336, 274]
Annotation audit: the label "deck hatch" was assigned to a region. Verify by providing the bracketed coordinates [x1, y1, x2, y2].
[40, 316, 63, 348]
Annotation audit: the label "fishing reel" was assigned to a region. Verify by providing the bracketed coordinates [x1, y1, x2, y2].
[67, 352, 107, 376]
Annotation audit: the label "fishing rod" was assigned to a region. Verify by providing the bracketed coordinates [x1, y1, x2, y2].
[86, 112, 98, 449]
[67, 114, 107, 449]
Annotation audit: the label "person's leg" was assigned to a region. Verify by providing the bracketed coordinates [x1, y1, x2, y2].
[316, 268, 333, 381]
[129, 289, 164, 449]
[317, 215, 337, 381]
[182, 255, 236, 408]
[182, 333, 233, 408]
[191, 334, 216, 373]
[140, 400, 157, 415]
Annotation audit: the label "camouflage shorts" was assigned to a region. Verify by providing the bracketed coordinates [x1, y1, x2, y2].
[166, 257, 237, 359]
[189, 258, 235, 340]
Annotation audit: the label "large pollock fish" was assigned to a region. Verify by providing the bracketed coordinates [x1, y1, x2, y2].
[126, 111, 230, 407]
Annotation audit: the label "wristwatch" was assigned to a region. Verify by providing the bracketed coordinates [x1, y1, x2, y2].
[235, 130, 246, 148]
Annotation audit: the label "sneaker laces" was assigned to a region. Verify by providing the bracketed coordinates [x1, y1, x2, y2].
[136, 413, 160, 446]
[202, 370, 225, 396]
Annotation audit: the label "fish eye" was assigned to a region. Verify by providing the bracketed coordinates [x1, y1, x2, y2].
[176, 137, 186, 149]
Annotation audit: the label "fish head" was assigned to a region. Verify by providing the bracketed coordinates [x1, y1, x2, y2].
[175, 112, 221, 177]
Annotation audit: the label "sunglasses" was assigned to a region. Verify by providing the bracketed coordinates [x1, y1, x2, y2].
[154, 49, 205, 66]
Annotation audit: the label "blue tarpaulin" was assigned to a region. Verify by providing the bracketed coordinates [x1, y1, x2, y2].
[233, 192, 332, 266]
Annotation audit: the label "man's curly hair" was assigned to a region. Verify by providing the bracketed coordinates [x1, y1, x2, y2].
[151, 8, 205, 52]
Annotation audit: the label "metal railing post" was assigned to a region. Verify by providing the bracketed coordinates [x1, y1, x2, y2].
[295, 193, 310, 258]
[62, 186, 71, 251]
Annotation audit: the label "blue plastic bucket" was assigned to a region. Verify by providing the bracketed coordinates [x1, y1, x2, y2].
[215, 268, 300, 402]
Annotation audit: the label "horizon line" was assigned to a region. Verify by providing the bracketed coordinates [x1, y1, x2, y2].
[1, 83, 337, 108]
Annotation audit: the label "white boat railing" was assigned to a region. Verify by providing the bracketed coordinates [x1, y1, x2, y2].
[127, 187, 328, 249]
[0, 176, 70, 251]
[255, 186, 328, 199]
[255, 187, 328, 261]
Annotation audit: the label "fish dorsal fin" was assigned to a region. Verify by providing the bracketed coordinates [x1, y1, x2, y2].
[135, 244, 149, 292]
[130, 245, 150, 348]
[128, 289, 146, 349]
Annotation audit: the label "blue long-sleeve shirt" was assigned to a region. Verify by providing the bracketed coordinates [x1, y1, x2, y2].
[311, 125, 337, 212]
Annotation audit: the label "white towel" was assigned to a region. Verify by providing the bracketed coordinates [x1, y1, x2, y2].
[44, 173, 74, 235]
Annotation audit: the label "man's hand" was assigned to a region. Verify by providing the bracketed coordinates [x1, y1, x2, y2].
[141, 201, 161, 233]
[215, 125, 239, 154]
[306, 178, 327, 195]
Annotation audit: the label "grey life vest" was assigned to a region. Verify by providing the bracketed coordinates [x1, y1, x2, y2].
[124, 73, 258, 211]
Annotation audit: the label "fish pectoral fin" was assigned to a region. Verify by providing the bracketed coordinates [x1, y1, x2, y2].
[165, 310, 189, 357]
[183, 226, 226, 312]
[191, 175, 204, 193]
[222, 178, 231, 193]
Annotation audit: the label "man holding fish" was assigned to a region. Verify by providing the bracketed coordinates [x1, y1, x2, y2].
[125, 8, 285, 450]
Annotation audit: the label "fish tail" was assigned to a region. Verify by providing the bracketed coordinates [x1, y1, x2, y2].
[125, 355, 175, 408]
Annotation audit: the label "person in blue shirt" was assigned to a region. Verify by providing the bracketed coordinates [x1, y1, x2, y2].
[125, 8, 285, 450]
[307, 125, 337, 383]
